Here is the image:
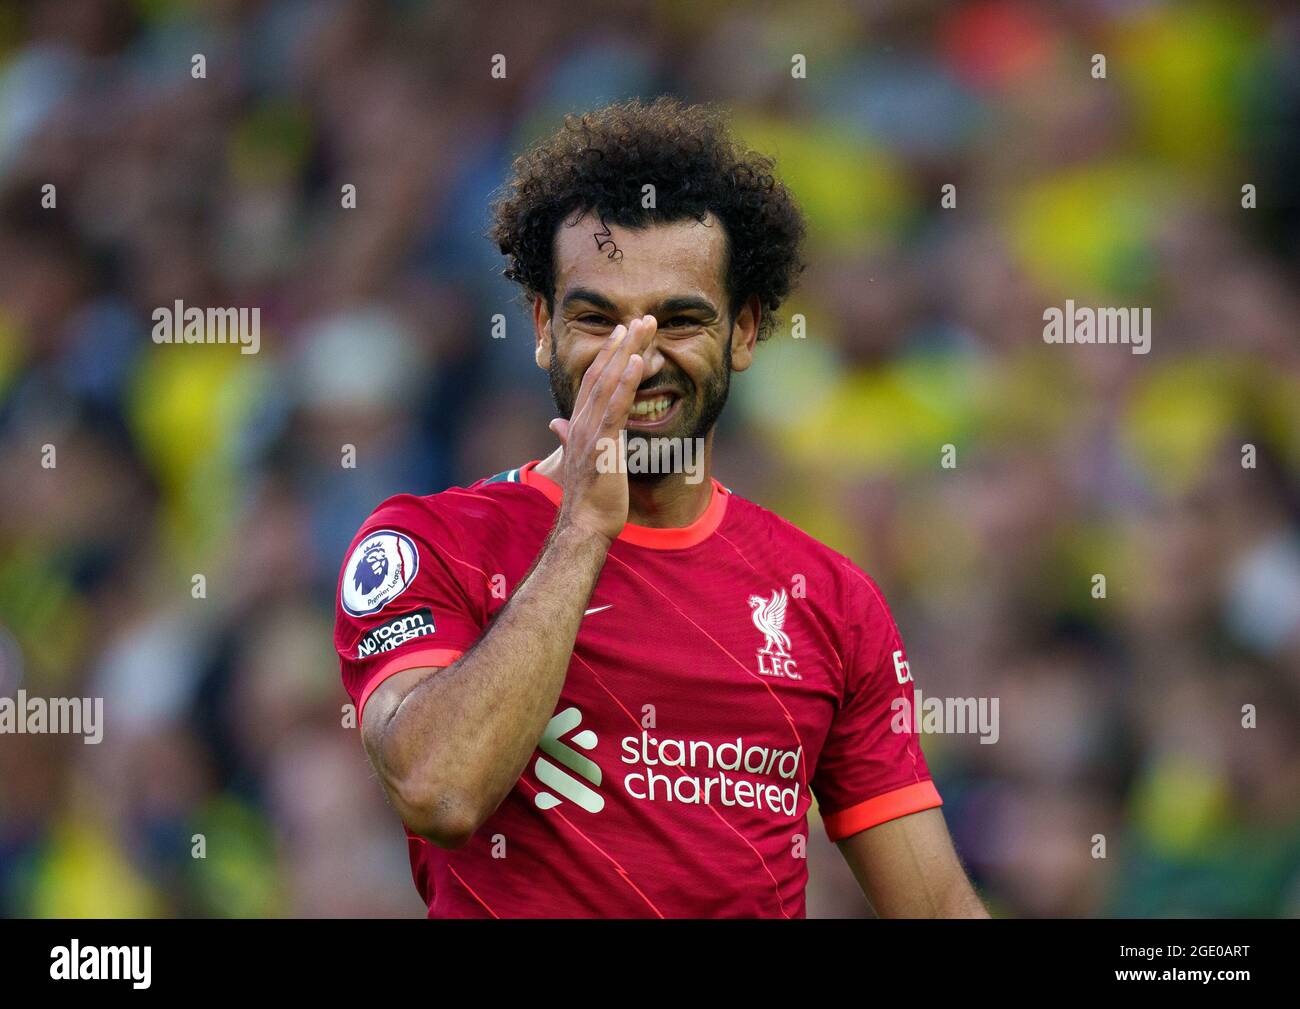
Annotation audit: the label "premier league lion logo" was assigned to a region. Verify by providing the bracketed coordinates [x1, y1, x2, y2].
[340, 530, 419, 617]
[354, 542, 390, 596]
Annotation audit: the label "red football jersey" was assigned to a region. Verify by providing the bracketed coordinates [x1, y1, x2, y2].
[334, 460, 941, 917]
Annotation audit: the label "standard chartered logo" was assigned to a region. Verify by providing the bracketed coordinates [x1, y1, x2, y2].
[620, 732, 802, 815]
[533, 706, 605, 813]
[530, 707, 803, 819]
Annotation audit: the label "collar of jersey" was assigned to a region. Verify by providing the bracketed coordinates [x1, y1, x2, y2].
[518, 459, 729, 550]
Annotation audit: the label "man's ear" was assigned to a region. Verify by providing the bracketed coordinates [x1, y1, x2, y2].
[533, 295, 553, 371]
[729, 296, 761, 372]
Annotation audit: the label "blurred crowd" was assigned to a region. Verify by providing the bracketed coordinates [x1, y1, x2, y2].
[1, 0, 1298, 917]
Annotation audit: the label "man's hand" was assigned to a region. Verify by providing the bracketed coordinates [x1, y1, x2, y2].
[547, 315, 655, 543]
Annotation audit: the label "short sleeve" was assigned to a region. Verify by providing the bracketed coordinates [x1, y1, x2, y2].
[334, 494, 489, 726]
[810, 563, 942, 841]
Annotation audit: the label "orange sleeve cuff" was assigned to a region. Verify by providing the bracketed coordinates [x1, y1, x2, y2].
[356, 646, 466, 727]
[820, 780, 943, 841]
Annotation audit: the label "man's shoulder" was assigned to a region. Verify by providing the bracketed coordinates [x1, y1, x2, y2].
[474, 464, 530, 489]
[721, 487, 862, 580]
[719, 489, 896, 660]
[350, 465, 547, 547]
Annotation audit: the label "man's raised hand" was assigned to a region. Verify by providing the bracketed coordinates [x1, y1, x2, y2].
[548, 315, 657, 543]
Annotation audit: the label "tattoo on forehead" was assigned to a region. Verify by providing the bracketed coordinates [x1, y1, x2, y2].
[592, 218, 622, 262]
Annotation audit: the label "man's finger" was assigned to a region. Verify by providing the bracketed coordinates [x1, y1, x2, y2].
[637, 314, 657, 350]
[584, 318, 642, 418]
[603, 353, 644, 431]
[588, 316, 653, 431]
[575, 323, 628, 408]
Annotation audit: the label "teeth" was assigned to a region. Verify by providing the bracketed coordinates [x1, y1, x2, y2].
[630, 396, 673, 419]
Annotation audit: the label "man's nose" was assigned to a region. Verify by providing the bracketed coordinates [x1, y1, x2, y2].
[634, 317, 666, 379]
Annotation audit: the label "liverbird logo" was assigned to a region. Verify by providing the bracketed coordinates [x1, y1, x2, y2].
[748, 589, 799, 679]
[749, 589, 792, 656]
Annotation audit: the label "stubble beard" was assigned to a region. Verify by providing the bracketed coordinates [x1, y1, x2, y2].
[546, 329, 732, 485]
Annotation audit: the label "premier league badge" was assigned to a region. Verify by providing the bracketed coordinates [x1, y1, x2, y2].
[341, 530, 420, 617]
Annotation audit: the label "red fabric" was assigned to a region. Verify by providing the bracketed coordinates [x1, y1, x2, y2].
[334, 463, 939, 918]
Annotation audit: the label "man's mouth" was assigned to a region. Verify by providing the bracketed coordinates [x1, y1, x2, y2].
[628, 389, 682, 426]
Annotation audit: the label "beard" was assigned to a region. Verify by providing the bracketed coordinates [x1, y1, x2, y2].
[547, 330, 732, 482]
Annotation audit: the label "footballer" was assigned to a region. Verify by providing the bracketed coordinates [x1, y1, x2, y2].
[334, 98, 987, 918]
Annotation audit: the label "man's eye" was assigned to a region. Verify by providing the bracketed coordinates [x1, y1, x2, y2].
[577, 314, 611, 326]
[663, 316, 699, 329]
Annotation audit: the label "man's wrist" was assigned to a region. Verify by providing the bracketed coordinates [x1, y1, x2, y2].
[550, 515, 615, 556]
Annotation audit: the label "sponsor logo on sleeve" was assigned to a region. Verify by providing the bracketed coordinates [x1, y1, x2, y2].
[341, 529, 419, 617]
[356, 607, 437, 659]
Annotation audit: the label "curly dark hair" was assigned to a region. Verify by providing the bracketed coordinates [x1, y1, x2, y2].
[490, 97, 805, 341]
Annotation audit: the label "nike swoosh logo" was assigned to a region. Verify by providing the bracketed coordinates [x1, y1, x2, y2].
[583, 604, 612, 617]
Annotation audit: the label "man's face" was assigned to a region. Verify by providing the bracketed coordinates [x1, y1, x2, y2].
[534, 212, 758, 471]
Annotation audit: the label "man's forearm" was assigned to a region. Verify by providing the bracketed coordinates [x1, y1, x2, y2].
[369, 318, 652, 846]
[376, 520, 610, 841]
[939, 879, 990, 918]
[838, 808, 990, 918]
